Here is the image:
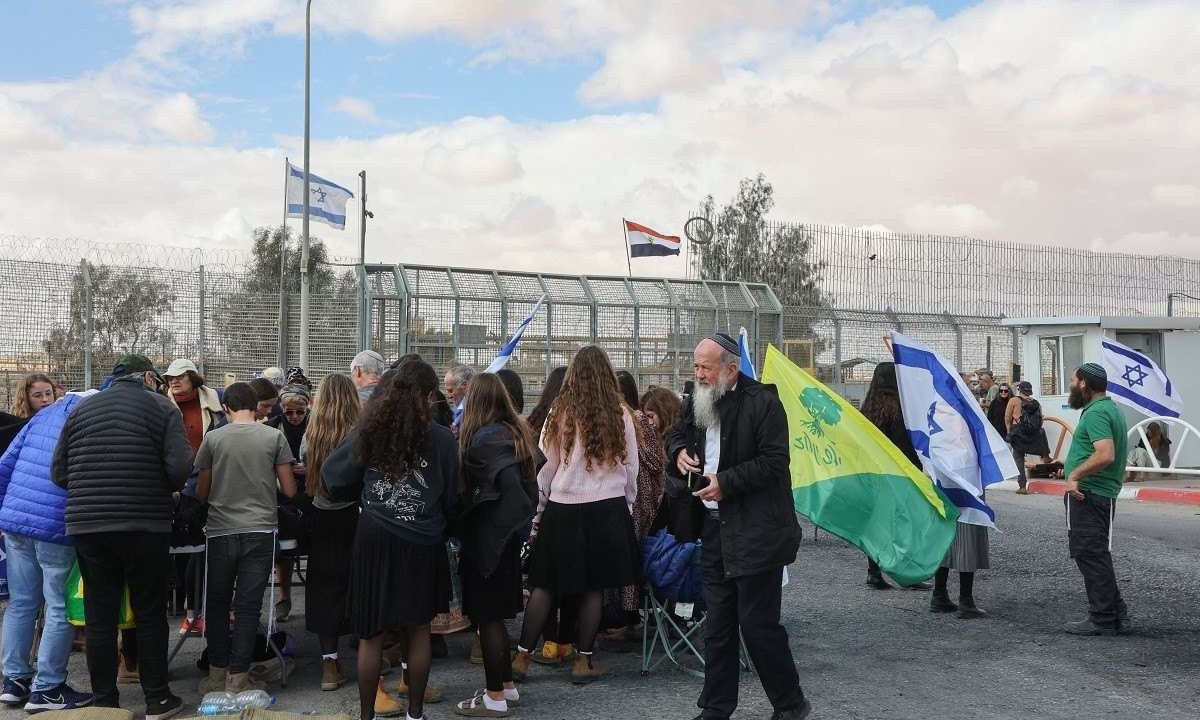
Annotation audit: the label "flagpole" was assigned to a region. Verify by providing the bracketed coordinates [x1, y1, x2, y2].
[299, 0, 313, 371]
[277, 156, 290, 367]
[358, 169, 368, 351]
[622, 218, 632, 277]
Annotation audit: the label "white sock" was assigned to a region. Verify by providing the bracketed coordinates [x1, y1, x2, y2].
[503, 687, 519, 702]
[483, 694, 507, 711]
[406, 714, 423, 720]
[321, 653, 337, 661]
[401, 662, 408, 671]
[515, 645, 531, 654]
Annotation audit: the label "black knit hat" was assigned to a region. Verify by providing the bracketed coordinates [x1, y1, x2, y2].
[707, 332, 740, 356]
[1078, 362, 1107, 382]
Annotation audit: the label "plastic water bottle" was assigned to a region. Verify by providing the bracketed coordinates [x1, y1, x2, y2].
[198, 692, 237, 716]
[233, 690, 274, 710]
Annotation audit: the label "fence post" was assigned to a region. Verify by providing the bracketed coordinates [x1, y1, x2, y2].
[943, 311, 962, 369]
[831, 309, 843, 396]
[81, 260, 93, 389]
[356, 264, 371, 351]
[198, 264, 207, 376]
[624, 278, 641, 387]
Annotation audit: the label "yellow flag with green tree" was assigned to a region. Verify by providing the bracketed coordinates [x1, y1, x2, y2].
[761, 345, 958, 585]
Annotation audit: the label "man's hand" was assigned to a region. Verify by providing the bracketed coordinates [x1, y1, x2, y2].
[693, 474, 724, 503]
[677, 449, 702, 476]
[1064, 476, 1085, 501]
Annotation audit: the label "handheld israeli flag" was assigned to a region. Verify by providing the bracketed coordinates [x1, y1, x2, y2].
[454, 295, 547, 425]
[286, 162, 354, 230]
[1100, 337, 1183, 418]
[889, 331, 1018, 528]
[737, 327, 757, 380]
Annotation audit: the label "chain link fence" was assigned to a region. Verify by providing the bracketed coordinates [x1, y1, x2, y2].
[4, 229, 1187, 410]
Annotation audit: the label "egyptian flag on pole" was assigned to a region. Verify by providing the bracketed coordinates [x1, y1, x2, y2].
[625, 219, 682, 257]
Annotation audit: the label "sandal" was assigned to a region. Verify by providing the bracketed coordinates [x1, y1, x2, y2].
[453, 693, 510, 717]
[474, 689, 517, 708]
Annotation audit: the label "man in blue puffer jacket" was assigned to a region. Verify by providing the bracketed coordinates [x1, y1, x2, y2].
[0, 390, 98, 713]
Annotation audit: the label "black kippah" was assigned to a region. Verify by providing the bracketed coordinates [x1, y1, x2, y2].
[707, 333, 740, 356]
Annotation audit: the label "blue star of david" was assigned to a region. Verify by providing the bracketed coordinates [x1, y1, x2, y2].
[926, 402, 943, 436]
[310, 186, 327, 203]
[1122, 364, 1148, 388]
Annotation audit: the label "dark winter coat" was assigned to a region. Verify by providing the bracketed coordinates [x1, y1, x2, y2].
[52, 375, 193, 536]
[665, 373, 801, 579]
[455, 423, 536, 579]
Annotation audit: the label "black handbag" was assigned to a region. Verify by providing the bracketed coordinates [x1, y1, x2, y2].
[665, 475, 705, 543]
[171, 494, 208, 547]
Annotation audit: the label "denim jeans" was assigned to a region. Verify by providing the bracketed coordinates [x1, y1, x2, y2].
[205, 532, 275, 673]
[1, 534, 76, 691]
[75, 532, 173, 707]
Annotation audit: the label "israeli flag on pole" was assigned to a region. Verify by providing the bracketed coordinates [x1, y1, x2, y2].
[1100, 337, 1183, 418]
[454, 295, 547, 426]
[286, 162, 354, 230]
[890, 331, 1017, 528]
[737, 327, 757, 380]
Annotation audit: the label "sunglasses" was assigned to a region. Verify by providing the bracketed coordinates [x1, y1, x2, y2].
[283, 409, 308, 417]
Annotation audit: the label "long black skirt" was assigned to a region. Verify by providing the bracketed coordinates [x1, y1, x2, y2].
[526, 497, 640, 596]
[350, 513, 450, 638]
[461, 536, 523, 623]
[304, 504, 359, 637]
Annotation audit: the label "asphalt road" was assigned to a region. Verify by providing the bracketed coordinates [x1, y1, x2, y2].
[6, 491, 1199, 719]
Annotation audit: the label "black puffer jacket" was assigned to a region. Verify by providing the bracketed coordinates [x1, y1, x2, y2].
[52, 375, 193, 536]
[666, 374, 801, 579]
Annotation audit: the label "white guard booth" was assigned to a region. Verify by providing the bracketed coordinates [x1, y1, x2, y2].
[1001, 316, 1200, 472]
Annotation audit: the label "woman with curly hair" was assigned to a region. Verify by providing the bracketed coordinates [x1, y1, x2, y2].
[511, 346, 639, 686]
[452, 373, 537, 716]
[322, 359, 459, 720]
[298, 373, 361, 692]
[2, 373, 56, 456]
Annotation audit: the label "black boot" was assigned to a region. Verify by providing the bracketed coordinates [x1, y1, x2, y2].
[929, 567, 957, 613]
[957, 571, 987, 619]
[866, 559, 892, 590]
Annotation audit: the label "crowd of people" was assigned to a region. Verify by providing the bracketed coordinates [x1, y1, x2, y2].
[0, 338, 1137, 720]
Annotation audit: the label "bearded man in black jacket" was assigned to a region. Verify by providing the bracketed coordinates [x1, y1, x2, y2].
[666, 334, 810, 720]
[52, 355, 192, 720]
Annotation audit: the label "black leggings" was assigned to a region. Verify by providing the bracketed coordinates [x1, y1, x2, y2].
[520, 588, 602, 655]
[477, 620, 513, 692]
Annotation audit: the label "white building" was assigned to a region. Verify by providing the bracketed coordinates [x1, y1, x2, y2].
[1001, 316, 1200, 469]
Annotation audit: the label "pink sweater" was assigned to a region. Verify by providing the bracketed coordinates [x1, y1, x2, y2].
[535, 408, 639, 522]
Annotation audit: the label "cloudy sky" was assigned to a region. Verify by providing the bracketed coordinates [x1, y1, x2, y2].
[2, 0, 1198, 275]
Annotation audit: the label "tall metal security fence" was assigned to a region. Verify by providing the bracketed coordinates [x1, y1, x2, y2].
[0, 237, 361, 407]
[0, 236, 1041, 410]
[360, 264, 783, 401]
[687, 217, 1200, 317]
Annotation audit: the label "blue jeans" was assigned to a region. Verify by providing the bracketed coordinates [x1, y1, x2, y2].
[1, 534, 76, 691]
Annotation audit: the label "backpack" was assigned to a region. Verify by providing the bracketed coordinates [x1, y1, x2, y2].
[1014, 399, 1043, 437]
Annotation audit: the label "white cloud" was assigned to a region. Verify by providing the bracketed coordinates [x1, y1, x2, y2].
[148, 93, 215, 143]
[333, 96, 379, 123]
[4, 0, 1200, 283]
[1151, 184, 1200, 208]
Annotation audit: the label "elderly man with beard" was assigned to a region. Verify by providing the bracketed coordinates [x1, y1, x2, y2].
[666, 334, 809, 720]
[1062, 362, 1130, 636]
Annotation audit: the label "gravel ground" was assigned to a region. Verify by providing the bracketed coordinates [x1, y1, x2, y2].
[4, 491, 1199, 720]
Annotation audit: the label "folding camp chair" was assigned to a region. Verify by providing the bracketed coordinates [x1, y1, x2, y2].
[640, 536, 752, 678]
[168, 534, 291, 687]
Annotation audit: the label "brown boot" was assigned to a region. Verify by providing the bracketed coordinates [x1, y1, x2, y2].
[395, 669, 443, 703]
[570, 653, 607, 685]
[117, 651, 140, 685]
[198, 667, 227, 694]
[226, 671, 267, 692]
[511, 650, 533, 682]
[320, 659, 345, 691]
[374, 682, 405, 718]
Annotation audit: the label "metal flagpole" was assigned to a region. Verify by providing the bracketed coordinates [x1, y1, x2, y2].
[299, 0, 313, 371]
[622, 218, 632, 277]
[277, 156, 290, 367]
[358, 170, 369, 350]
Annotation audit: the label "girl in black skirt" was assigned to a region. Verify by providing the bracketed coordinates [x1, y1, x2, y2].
[299, 373, 361, 692]
[322, 360, 460, 720]
[511, 345, 640, 686]
[452, 373, 538, 717]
